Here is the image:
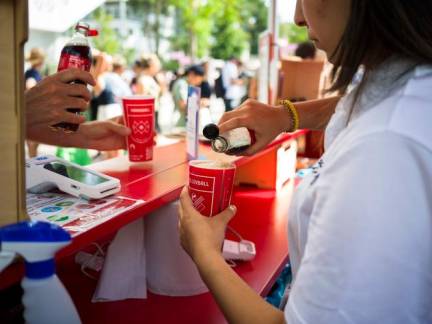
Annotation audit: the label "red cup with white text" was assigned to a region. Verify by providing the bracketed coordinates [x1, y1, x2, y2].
[189, 160, 236, 217]
[122, 96, 155, 162]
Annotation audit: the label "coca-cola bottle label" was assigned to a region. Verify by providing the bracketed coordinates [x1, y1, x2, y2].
[58, 54, 91, 72]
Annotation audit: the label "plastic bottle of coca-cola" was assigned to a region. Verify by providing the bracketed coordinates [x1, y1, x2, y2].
[203, 123, 256, 155]
[51, 21, 98, 133]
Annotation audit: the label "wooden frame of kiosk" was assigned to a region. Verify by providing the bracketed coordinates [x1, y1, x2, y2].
[0, 0, 28, 226]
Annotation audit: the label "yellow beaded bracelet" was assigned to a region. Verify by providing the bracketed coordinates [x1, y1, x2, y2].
[279, 99, 299, 133]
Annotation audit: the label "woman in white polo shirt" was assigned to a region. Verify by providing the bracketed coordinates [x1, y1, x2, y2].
[178, 0, 432, 323]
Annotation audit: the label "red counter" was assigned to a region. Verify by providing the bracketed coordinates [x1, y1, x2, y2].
[1, 131, 307, 324]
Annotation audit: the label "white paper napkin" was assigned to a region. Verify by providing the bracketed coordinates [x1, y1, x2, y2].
[92, 217, 147, 302]
[145, 199, 208, 296]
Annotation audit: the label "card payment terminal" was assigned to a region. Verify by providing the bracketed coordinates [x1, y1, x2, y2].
[26, 155, 121, 199]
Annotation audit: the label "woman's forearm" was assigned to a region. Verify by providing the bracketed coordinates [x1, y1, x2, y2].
[294, 96, 342, 131]
[195, 251, 286, 324]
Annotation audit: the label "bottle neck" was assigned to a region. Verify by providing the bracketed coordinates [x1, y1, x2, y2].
[211, 136, 229, 153]
[212, 127, 252, 153]
[69, 29, 89, 46]
[75, 27, 89, 37]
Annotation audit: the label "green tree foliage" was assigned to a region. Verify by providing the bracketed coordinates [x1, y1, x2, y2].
[169, 0, 216, 61]
[168, 0, 266, 61]
[153, 0, 172, 56]
[128, 0, 268, 62]
[279, 22, 308, 44]
[162, 59, 180, 72]
[239, 0, 267, 55]
[210, 0, 248, 60]
[122, 48, 137, 66]
[92, 8, 121, 55]
[129, 0, 173, 56]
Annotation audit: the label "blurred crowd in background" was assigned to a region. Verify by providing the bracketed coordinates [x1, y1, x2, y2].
[22, 0, 319, 164]
[24, 39, 318, 164]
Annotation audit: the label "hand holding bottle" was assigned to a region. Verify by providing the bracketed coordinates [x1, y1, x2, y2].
[217, 99, 292, 156]
[52, 21, 98, 133]
[26, 69, 96, 139]
[203, 124, 255, 155]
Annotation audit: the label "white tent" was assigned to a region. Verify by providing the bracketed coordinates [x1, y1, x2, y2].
[29, 0, 106, 32]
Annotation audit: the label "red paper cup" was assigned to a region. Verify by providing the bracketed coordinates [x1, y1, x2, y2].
[189, 160, 236, 217]
[122, 95, 155, 162]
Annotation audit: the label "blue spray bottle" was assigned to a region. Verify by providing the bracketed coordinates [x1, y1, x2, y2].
[0, 221, 81, 324]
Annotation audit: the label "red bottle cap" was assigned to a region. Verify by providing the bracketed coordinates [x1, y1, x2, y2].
[89, 29, 99, 37]
[76, 25, 99, 37]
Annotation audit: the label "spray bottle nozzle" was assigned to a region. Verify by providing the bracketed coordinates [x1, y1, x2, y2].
[0, 221, 71, 243]
[0, 222, 80, 323]
[0, 221, 71, 278]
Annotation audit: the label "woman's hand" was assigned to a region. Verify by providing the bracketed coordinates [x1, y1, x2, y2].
[178, 187, 286, 324]
[178, 186, 237, 262]
[217, 99, 291, 156]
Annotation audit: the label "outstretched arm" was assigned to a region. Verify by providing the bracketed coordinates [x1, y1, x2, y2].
[217, 96, 341, 156]
[28, 116, 131, 151]
[178, 186, 286, 324]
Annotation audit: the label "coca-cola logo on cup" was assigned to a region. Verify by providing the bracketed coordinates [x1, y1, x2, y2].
[126, 104, 153, 144]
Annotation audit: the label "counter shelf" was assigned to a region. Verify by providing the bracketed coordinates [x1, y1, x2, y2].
[0, 131, 307, 324]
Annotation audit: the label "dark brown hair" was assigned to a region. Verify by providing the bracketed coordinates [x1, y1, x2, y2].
[329, 0, 432, 93]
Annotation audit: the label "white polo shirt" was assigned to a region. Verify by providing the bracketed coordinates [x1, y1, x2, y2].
[222, 60, 239, 100]
[285, 60, 432, 324]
